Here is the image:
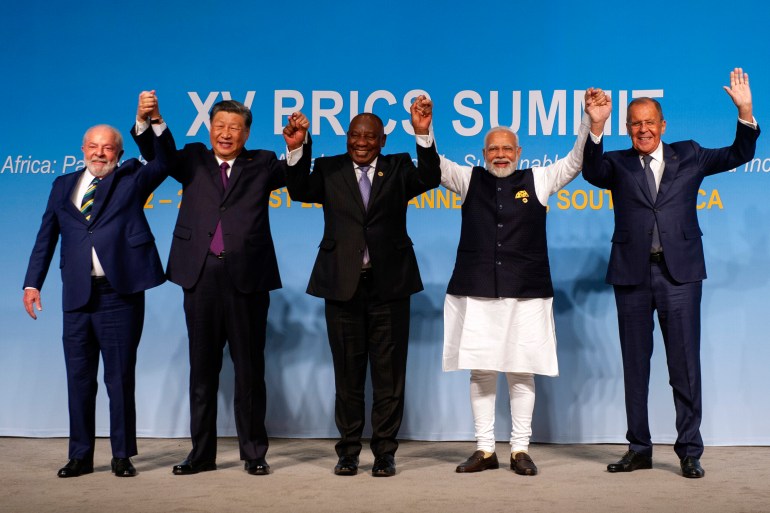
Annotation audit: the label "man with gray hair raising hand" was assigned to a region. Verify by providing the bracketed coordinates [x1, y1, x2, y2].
[422, 89, 610, 475]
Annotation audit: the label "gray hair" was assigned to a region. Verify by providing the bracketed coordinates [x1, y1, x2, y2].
[483, 126, 519, 148]
[82, 124, 124, 153]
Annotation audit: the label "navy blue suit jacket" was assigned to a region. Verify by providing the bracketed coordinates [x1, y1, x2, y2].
[583, 121, 759, 285]
[23, 128, 175, 311]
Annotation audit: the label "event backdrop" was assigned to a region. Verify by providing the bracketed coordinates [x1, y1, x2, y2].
[1, 1, 769, 446]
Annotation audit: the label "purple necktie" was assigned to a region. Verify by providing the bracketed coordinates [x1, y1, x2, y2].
[209, 162, 230, 255]
[358, 166, 371, 265]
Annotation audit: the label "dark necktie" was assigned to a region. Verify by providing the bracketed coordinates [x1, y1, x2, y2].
[80, 177, 100, 221]
[642, 154, 662, 252]
[209, 162, 230, 255]
[358, 166, 371, 265]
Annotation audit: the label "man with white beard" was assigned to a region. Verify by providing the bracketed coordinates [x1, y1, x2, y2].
[23, 91, 175, 478]
[425, 88, 610, 475]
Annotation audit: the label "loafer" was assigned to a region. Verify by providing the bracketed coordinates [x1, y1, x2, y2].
[111, 457, 137, 477]
[511, 452, 538, 476]
[680, 456, 705, 478]
[245, 458, 271, 475]
[607, 450, 652, 473]
[371, 454, 396, 477]
[334, 455, 359, 476]
[57, 458, 94, 478]
[456, 450, 499, 473]
[172, 459, 217, 475]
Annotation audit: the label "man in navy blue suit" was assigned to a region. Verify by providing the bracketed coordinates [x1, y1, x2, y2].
[23, 91, 174, 478]
[583, 68, 759, 478]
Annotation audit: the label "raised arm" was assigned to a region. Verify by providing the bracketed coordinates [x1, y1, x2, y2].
[537, 88, 611, 199]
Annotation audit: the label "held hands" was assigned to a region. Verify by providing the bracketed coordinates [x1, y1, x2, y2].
[410, 95, 432, 135]
[23, 289, 42, 320]
[136, 90, 160, 123]
[283, 111, 309, 151]
[723, 67, 753, 122]
[585, 88, 611, 136]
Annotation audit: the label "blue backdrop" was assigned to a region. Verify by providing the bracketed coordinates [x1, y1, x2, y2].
[1, 1, 768, 446]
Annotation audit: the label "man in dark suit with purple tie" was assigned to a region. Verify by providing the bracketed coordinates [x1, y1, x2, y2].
[583, 68, 759, 478]
[23, 91, 174, 478]
[133, 100, 310, 476]
[285, 96, 440, 477]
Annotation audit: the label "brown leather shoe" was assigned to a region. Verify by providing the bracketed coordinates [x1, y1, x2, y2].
[456, 450, 499, 473]
[511, 452, 538, 476]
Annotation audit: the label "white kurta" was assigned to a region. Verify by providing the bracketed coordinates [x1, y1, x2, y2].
[441, 114, 592, 376]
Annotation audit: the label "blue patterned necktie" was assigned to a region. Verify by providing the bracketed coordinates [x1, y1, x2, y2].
[642, 154, 662, 252]
[209, 162, 230, 255]
[80, 177, 100, 221]
[358, 166, 371, 265]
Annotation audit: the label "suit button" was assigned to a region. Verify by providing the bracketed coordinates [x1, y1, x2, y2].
[497, 223, 503, 228]
[208, 232, 213, 237]
[496, 260, 501, 265]
[497, 187, 502, 192]
[498, 205, 503, 210]
[220, 206, 226, 212]
[497, 242, 502, 247]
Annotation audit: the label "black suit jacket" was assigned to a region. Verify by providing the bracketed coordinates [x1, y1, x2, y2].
[583, 121, 759, 285]
[285, 143, 441, 301]
[133, 128, 311, 293]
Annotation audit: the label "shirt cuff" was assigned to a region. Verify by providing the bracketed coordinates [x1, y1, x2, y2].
[286, 145, 304, 166]
[416, 132, 433, 148]
[739, 116, 758, 129]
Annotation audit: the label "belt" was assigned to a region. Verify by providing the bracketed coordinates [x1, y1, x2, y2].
[92, 276, 110, 286]
[360, 268, 372, 280]
[209, 251, 226, 260]
[650, 252, 664, 263]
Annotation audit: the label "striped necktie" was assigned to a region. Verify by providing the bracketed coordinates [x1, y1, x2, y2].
[80, 177, 100, 221]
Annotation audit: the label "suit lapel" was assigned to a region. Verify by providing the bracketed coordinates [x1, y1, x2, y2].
[205, 150, 225, 195]
[657, 143, 679, 199]
[63, 170, 88, 224]
[624, 149, 654, 205]
[224, 152, 249, 202]
[88, 166, 117, 223]
[342, 157, 367, 214]
[369, 155, 389, 208]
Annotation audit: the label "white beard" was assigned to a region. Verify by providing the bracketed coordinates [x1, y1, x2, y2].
[86, 159, 118, 177]
[485, 159, 516, 178]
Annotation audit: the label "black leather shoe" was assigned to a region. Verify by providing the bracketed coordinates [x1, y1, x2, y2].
[334, 456, 359, 476]
[456, 450, 499, 473]
[245, 458, 271, 475]
[607, 450, 652, 473]
[111, 457, 137, 477]
[680, 456, 705, 478]
[371, 454, 396, 477]
[511, 452, 538, 476]
[172, 459, 217, 475]
[57, 458, 94, 478]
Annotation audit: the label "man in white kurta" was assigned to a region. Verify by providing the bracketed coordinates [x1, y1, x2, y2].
[438, 89, 611, 475]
